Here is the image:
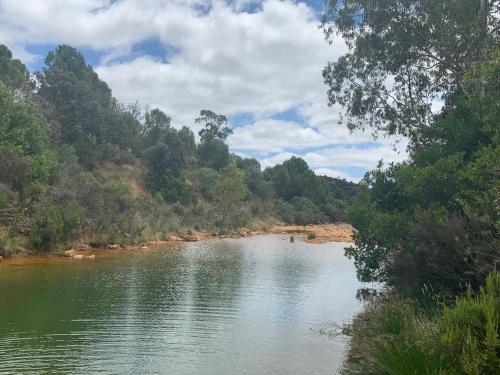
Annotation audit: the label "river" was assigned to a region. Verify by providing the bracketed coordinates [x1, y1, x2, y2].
[0, 234, 372, 374]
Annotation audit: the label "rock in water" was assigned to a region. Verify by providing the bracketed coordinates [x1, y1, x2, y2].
[63, 249, 76, 257]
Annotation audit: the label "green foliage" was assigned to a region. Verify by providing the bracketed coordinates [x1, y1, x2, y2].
[322, 0, 498, 144]
[37, 45, 141, 166]
[142, 108, 171, 146]
[0, 44, 30, 91]
[32, 203, 84, 251]
[442, 271, 500, 374]
[264, 156, 314, 201]
[146, 170, 194, 205]
[197, 138, 231, 170]
[196, 109, 233, 142]
[195, 110, 232, 170]
[188, 167, 219, 201]
[276, 197, 326, 225]
[343, 271, 500, 375]
[97, 143, 137, 166]
[213, 164, 248, 230]
[144, 142, 185, 175]
[265, 157, 357, 222]
[346, 48, 500, 293]
[0, 84, 53, 184]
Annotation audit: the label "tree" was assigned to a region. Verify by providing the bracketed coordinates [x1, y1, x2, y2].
[0, 44, 30, 92]
[37, 45, 142, 166]
[196, 109, 233, 142]
[195, 110, 233, 170]
[322, 0, 499, 146]
[197, 138, 231, 170]
[0, 83, 52, 184]
[142, 108, 171, 147]
[144, 140, 185, 175]
[345, 52, 500, 292]
[177, 126, 196, 162]
[264, 157, 315, 201]
[213, 164, 247, 230]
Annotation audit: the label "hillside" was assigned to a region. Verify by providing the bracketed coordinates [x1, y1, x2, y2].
[0, 44, 358, 257]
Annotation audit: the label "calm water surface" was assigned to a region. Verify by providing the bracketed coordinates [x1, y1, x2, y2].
[0, 235, 372, 374]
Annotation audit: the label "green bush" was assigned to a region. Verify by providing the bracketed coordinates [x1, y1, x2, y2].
[32, 203, 84, 250]
[343, 271, 500, 375]
[146, 170, 195, 204]
[442, 271, 500, 374]
[97, 143, 137, 166]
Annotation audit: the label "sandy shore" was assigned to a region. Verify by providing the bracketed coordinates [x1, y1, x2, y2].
[141, 222, 353, 246]
[0, 223, 354, 261]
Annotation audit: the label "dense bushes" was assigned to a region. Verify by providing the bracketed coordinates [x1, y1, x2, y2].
[275, 197, 326, 225]
[343, 271, 500, 375]
[264, 156, 358, 224]
[31, 203, 84, 250]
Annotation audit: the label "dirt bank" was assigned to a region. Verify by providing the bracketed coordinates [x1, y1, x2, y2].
[268, 223, 354, 243]
[0, 223, 354, 261]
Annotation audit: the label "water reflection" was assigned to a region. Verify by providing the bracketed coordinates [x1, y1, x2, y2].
[0, 235, 371, 374]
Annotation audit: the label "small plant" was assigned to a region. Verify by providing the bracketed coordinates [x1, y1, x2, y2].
[290, 235, 295, 243]
[307, 232, 316, 240]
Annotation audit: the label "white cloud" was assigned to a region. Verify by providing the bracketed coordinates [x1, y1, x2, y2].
[229, 119, 329, 154]
[302, 144, 407, 170]
[0, 0, 410, 176]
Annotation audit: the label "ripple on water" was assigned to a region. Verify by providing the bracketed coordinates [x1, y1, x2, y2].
[0, 235, 373, 375]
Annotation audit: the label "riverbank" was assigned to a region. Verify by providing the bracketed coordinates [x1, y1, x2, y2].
[340, 271, 500, 375]
[0, 222, 354, 260]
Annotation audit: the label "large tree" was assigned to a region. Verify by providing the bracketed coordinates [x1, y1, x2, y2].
[195, 110, 233, 142]
[196, 110, 232, 170]
[0, 44, 30, 93]
[322, 0, 499, 146]
[37, 45, 141, 166]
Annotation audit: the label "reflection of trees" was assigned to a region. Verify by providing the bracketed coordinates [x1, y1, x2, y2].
[190, 241, 245, 325]
[0, 248, 191, 372]
[272, 241, 319, 322]
[0, 258, 130, 371]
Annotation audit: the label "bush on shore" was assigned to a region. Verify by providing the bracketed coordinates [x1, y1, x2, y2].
[343, 271, 500, 375]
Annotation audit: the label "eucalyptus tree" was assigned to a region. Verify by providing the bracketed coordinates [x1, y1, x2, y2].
[322, 0, 499, 147]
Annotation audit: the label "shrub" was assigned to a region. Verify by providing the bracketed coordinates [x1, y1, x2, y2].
[32, 203, 84, 250]
[292, 197, 325, 225]
[97, 143, 137, 166]
[146, 170, 195, 204]
[442, 271, 500, 374]
[342, 271, 500, 375]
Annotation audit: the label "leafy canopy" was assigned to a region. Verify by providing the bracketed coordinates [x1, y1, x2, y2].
[322, 0, 499, 146]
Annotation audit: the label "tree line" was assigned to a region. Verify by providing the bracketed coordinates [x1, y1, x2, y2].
[0, 43, 357, 254]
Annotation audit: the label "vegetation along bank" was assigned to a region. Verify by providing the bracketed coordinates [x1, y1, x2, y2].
[0, 43, 358, 258]
[320, 0, 499, 373]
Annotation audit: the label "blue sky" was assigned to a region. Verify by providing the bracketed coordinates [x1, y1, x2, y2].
[0, 0, 407, 181]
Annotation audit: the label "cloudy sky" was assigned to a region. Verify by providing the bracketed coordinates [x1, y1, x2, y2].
[0, 0, 408, 181]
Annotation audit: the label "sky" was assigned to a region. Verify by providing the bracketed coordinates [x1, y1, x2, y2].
[0, 0, 408, 181]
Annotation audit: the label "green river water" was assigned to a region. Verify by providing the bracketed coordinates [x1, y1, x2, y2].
[0, 235, 372, 374]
